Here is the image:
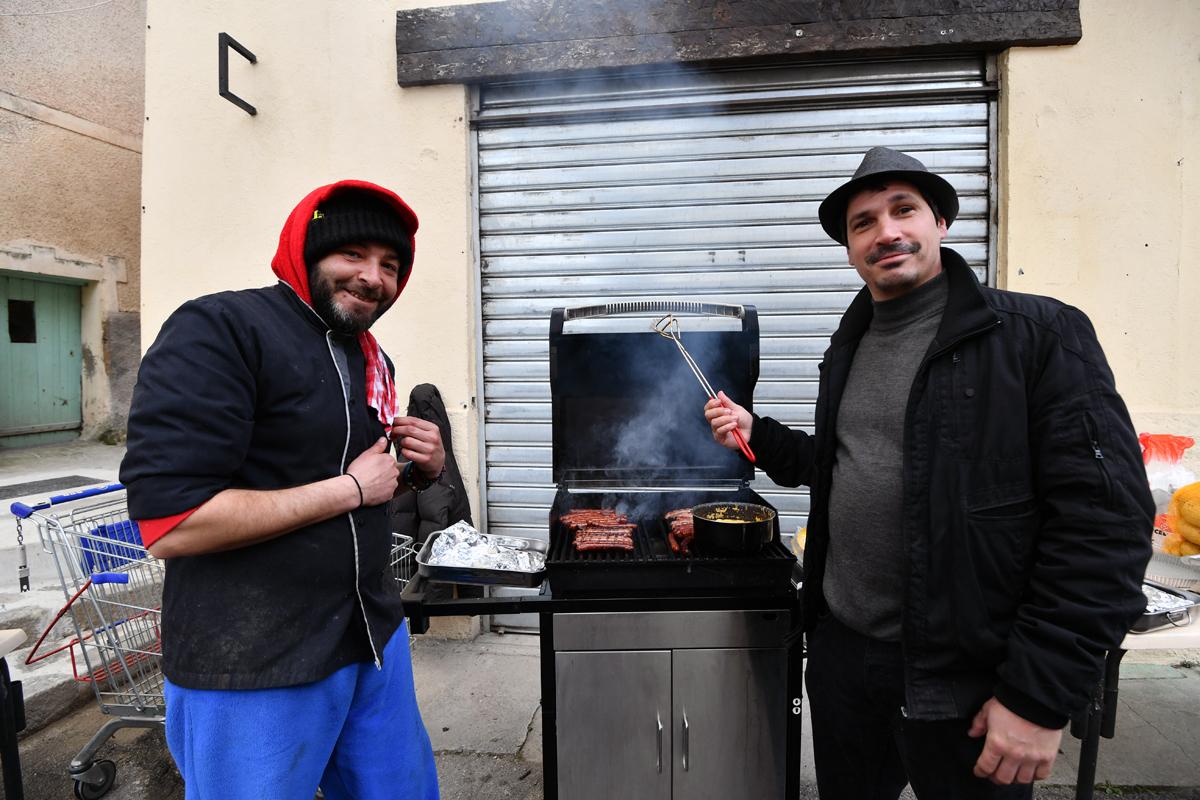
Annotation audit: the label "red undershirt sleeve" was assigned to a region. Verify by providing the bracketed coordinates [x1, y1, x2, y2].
[137, 506, 201, 548]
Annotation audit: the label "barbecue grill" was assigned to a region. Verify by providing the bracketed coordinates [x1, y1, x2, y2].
[546, 300, 795, 597]
[400, 300, 804, 800]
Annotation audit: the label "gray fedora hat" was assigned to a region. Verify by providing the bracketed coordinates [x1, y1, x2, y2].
[817, 147, 959, 246]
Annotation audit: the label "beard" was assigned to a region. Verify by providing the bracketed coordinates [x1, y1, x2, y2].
[308, 268, 389, 335]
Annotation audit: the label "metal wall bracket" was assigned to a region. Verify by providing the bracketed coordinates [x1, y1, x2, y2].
[218, 32, 257, 116]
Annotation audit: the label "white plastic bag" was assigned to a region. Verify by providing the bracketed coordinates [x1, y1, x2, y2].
[1140, 433, 1196, 514]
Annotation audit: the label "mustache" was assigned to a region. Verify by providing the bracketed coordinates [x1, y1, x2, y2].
[341, 282, 385, 302]
[866, 241, 920, 265]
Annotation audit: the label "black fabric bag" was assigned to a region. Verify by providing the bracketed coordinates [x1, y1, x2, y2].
[389, 383, 480, 599]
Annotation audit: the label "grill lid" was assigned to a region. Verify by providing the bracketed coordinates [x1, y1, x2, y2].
[549, 300, 759, 485]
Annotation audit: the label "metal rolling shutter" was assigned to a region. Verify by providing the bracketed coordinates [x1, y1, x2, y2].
[476, 55, 994, 544]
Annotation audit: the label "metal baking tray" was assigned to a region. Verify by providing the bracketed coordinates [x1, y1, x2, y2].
[1130, 580, 1200, 634]
[415, 532, 547, 588]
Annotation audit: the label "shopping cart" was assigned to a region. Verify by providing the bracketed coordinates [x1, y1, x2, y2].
[391, 532, 420, 644]
[390, 532, 418, 590]
[11, 483, 163, 800]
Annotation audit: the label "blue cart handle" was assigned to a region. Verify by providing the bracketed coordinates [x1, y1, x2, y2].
[91, 573, 130, 585]
[10, 482, 126, 519]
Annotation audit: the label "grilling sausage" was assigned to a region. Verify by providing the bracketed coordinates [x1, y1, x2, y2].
[665, 508, 694, 555]
[563, 509, 636, 552]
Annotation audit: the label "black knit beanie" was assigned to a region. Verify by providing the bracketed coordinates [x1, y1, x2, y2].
[303, 189, 415, 270]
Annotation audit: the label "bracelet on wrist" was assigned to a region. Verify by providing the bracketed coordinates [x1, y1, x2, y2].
[345, 472, 364, 509]
[403, 461, 444, 493]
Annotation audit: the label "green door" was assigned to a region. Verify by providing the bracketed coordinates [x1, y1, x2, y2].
[0, 274, 83, 448]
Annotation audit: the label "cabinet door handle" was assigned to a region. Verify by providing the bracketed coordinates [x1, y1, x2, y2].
[656, 712, 664, 773]
[681, 710, 689, 771]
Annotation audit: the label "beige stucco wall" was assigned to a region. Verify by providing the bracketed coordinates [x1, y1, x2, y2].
[1, 0, 146, 440]
[140, 0, 483, 517]
[141, 0, 1200, 507]
[1000, 0, 1199, 473]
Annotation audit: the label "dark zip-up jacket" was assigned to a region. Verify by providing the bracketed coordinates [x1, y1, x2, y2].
[390, 383, 474, 545]
[750, 249, 1153, 727]
[120, 282, 404, 689]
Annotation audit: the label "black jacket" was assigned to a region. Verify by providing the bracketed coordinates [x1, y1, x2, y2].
[750, 249, 1153, 727]
[390, 383, 474, 545]
[120, 283, 405, 689]
[389, 383, 480, 601]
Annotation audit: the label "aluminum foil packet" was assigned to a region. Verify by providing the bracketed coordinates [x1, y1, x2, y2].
[428, 521, 546, 573]
[1142, 583, 1194, 615]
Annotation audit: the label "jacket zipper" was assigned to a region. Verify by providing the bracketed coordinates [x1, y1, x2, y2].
[1083, 411, 1114, 507]
[326, 332, 383, 670]
[899, 318, 998, 715]
[924, 318, 1003, 364]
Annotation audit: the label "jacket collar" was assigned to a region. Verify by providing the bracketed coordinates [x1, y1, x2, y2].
[829, 247, 999, 352]
[929, 247, 1002, 353]
[276, 280, 334, 335]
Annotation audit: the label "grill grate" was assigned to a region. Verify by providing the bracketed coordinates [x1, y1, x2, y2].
[546, 515, 796, 598]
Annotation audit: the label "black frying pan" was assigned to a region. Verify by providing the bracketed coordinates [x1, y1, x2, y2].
[691, 501, 776, 556]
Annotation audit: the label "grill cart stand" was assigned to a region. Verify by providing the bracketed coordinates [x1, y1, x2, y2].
[402, 577, 805, 800]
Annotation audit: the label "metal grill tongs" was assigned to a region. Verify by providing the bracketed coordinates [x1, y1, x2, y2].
[654, 314, 756, 464]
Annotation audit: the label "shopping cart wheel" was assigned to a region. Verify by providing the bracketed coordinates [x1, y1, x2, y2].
[72, 759, 116, 800]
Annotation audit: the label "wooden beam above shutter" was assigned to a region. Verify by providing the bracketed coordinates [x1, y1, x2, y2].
[396, 0, 1080, 86]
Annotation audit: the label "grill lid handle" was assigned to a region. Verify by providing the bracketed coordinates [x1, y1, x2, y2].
[561, 300, 745, 322]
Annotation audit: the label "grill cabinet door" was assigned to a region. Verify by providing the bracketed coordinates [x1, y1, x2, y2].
[555, 649, 672, 800]
[671, 648, 788, 800]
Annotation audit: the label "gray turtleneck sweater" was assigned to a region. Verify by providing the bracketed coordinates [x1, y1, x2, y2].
[823, 271, 948, 641]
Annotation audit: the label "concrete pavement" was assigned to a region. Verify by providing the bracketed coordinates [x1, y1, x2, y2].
[3, 441, 1200, 798]
[11, 628, 1200, 798]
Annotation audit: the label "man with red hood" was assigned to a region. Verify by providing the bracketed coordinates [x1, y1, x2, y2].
[120, 181, 442, 799]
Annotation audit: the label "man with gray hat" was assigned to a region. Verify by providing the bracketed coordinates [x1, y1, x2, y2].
[706, 148, 1152, 797]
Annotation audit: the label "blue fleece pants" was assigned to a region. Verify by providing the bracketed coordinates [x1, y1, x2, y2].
[164, 621, 439, 800]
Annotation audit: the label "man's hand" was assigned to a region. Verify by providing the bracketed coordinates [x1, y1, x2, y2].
[390, 417, 446, 480]
[346, 437, 402, 506]
[968, 697, 1062, 785]
[704, 390, 753, 452]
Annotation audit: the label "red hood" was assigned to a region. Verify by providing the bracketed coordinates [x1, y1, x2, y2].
[270, 179, 419, 305]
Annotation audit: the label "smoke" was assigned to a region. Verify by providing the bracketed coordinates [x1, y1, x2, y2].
[608, 328, 731, 470]
[558, 313, 751, 522]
